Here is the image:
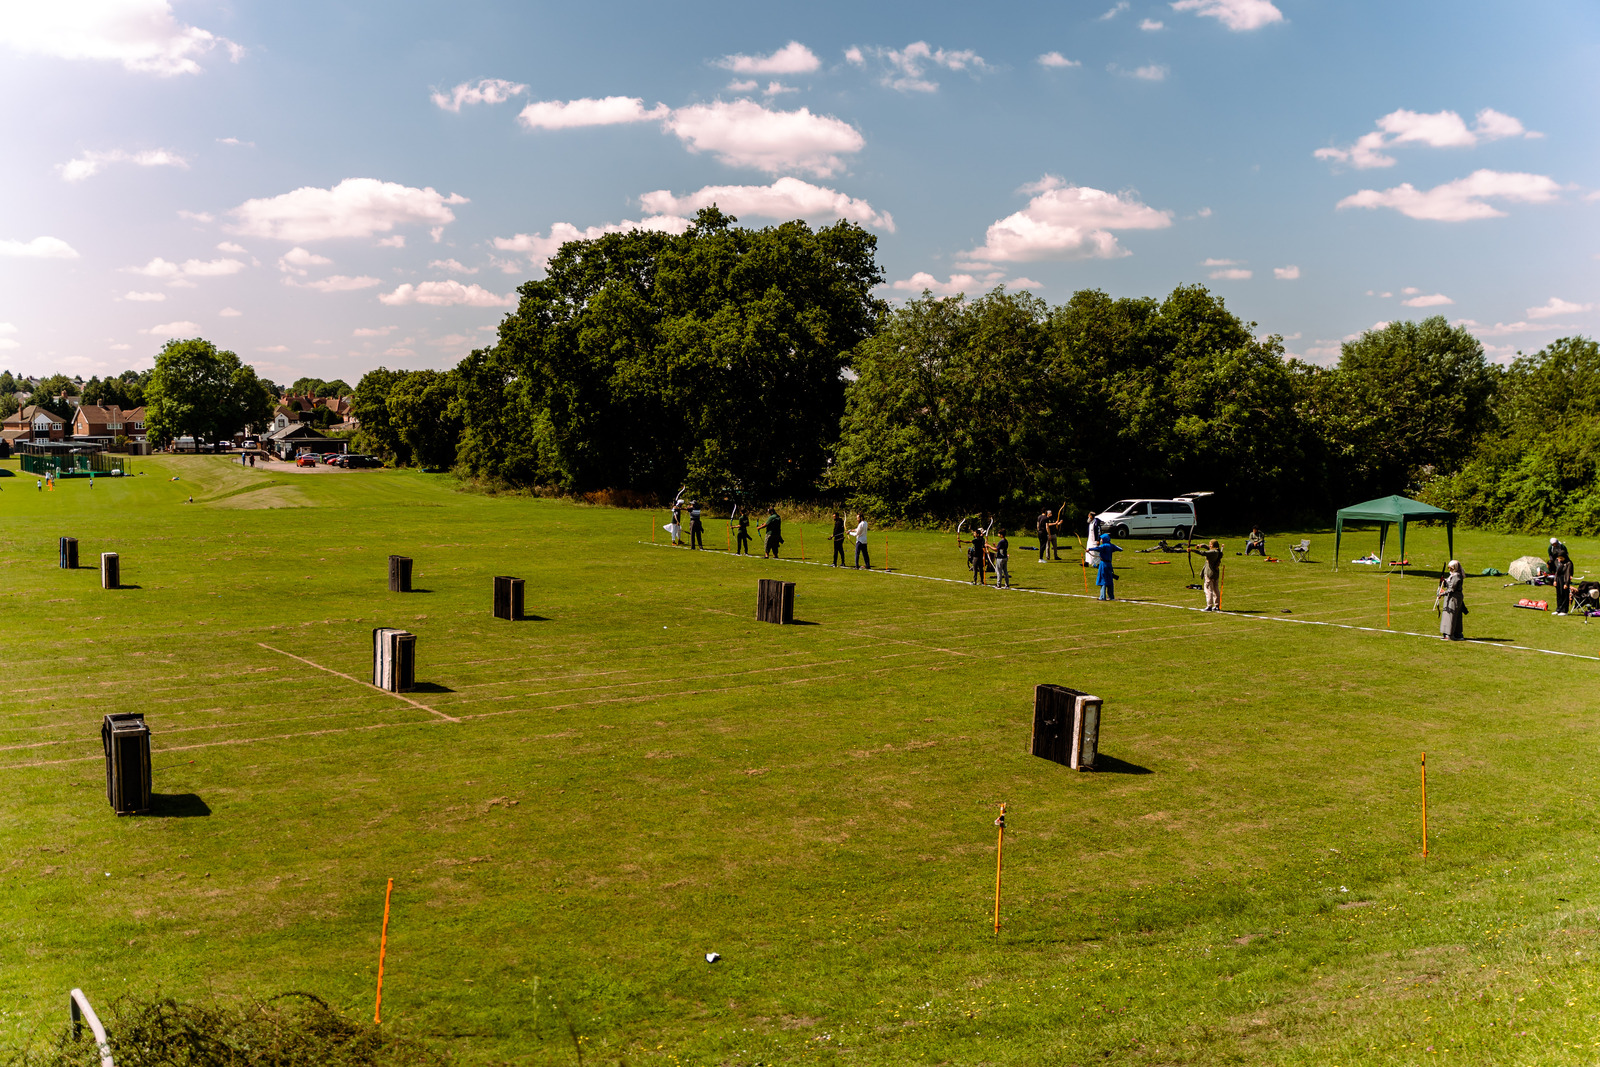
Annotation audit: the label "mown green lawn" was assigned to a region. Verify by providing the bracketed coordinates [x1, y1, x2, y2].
[3, 454, 1600, 1065]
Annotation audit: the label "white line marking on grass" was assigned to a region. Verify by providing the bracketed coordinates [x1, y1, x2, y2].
[258, 643, 461, 721]
[638, 542, 1600, 664]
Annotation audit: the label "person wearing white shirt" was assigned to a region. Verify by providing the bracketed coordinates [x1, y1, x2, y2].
[849, 513, 871, 569]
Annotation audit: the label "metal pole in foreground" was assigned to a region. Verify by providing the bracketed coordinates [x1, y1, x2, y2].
[1420, 753, 1428, 858]
[375, 878, 393, 1023]
[993, 803, 1006, 934]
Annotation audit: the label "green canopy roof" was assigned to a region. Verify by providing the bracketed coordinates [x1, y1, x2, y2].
[1333, 495, 1455, 570]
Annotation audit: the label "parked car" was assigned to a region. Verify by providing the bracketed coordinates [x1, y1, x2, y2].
[1096, 496, 1203, 540]
[296, 454, 319, 467]
[343, 454, 384, 469]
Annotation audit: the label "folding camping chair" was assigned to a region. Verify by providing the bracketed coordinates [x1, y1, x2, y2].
[1289, 539, 1312, 563]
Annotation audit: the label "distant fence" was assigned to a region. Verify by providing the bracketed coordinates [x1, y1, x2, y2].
[20, 453, 126, 476]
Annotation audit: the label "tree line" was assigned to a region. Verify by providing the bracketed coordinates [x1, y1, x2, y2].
[349, 207, 1578, 533]
[24, 208, 1589, 533]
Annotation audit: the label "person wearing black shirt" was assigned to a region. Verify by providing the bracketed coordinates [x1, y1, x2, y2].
[965, 528, 987, 585]
[734, 511, 751, 555]
[688, 501, 703, 549]
[1036, 509, 1051, 562]
[831, 512, 847, 567]
[1554, 550, 1574, 616]
[994, 530, 1011, 588]
[761, 509, 783, 558]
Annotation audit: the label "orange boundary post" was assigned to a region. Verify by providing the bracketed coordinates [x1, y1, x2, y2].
[1420, 753, 1428, 858]
[799, 524, 805, 562]
[651, 512, 655, 545]
[883, 528, 887, 571]
[1386, 574, 1392, 628]
[993, 803, 1006, 934]
[374, 878, 393, 1023]
[1081, 551, 1089, 595]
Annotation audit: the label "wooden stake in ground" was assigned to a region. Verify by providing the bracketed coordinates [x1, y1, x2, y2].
[1420, 752, 1428, 858]
[993, 803, 1006, 934]
[375, 878, 393, 1023]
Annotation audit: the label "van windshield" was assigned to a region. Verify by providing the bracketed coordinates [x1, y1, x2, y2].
[1107, 501, 1136, 513]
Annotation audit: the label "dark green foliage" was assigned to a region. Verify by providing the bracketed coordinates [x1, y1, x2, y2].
[832, 284, 1308, 526]
[26, 993, 446, 1067]
[1423, 336, 1600, 532]
[457, 207, 885, 498]
[290, 378, 352, 399]
[1295, 317, 1496, 503]
[83, 371, 151, 409]
[351, 368, 461, 469]
[144, 339, 275, 447]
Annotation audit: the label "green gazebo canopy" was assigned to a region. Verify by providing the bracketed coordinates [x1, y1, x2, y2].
[1333, 494, 1455, 570]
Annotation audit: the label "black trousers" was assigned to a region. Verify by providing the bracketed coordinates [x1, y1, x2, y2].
[690, 526, 702, 549]
[1557, 580, 1571, 613]
[736, 532, 750, 554]
[833, 539, 846, 566]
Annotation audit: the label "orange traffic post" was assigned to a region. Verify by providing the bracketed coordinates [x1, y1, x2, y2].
[1081, 552, 1089, 595]
[374, 878, 393, 1023]
[1420, 753, 1428, 858]
[993, 803, 1007, 934]
[1386, 574, 1392, 628]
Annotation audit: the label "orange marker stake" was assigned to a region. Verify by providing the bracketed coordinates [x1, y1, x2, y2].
[883, 528, 888, 571]
[799, 524, 805, 562]
[651, 513, 655, 545]
[374, 878, 393, 1023]
[1420, 753, 1428, 858]
[1081, 552, 1089, 595]
[1386, 574, 1392, 629]
[993, 803, 1006, 934]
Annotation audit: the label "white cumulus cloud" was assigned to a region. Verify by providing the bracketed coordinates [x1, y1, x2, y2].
[287, 274, 381, 293]
[216, 241, 247, 253]
[227, 178, 467, 242]
[494, 215, 692, 269]
[852, 41, 987, 93]
[1037, 52, 1080, 68]
[962, 177, 1173, 264]
[517, 96, 669, 129]
[1170, 0, 1284, 31]
[1140, 18, 1165, 30]
[277, 246, 332, 274]
[638, 177, 894, 230]
[1337, 169, 1561, 221]
[1455, 318, 1571, 337]
[122, 291, 165, 301]
[1274, 265, 1300, 280]
[378, 280, 517, 308]
[1401, 292, 1453, 307]
[353, 326, 396, 337]
[1210, 268, 1252, 280]
[1316, 108, 1538, 169]
[0, 236, 79, 258]
[430, 258, 477, 274]
[516, 97, 864, 177]
[0, 0, 242, 76]
[1101, 1, 1130, 18]
[126, 256, 245, 282]
[665, 100, 864, 176]
[716, 41, 820, 75]
[431, 77, 527, 112]
[58, 147, 187, 182]
[1527, 297, 1593, 319]
[142, 320, 203, 336]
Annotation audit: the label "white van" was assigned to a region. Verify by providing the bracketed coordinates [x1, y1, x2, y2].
[1096, 496, 1202, 540]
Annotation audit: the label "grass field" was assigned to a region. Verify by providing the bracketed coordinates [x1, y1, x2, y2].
[5, 454, 1600, 1065]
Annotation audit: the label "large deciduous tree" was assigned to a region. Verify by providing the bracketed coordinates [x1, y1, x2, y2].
[456, 207, 885, 498]
[144, 338, 274, 446]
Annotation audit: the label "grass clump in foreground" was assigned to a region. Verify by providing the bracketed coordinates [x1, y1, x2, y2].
[17, 993, 445, 1067]
[6, 454, 1600, 1064]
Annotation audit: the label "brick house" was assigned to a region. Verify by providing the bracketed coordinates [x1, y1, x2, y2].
[1, 405, 67, 443]
[72, 404, 147, 443]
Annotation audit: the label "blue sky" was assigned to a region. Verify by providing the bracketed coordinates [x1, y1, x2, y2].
[2, 0, 1597, 384]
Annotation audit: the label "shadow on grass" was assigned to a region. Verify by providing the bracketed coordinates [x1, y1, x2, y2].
[1093, 754, 1153, 775]
[410, 682, 455, 693]
[140, 793, 211, 818]
[513, 614, 550, 622]
[110, 584, 142, 590]
[403, 587, 434, 594]
[1465, 636, 1512, 643]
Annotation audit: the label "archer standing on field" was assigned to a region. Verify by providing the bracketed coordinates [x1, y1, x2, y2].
[993, 528, 1011, 588]
[849, 512, 871, 569]
[831, 511, 847, 567]
[688, 500, 704, 549]
[761, 508, 783, 558]
[1190, 539, 1225, 611]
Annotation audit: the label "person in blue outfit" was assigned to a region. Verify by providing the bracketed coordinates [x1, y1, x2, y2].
[1094, 534, 1121, 600]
